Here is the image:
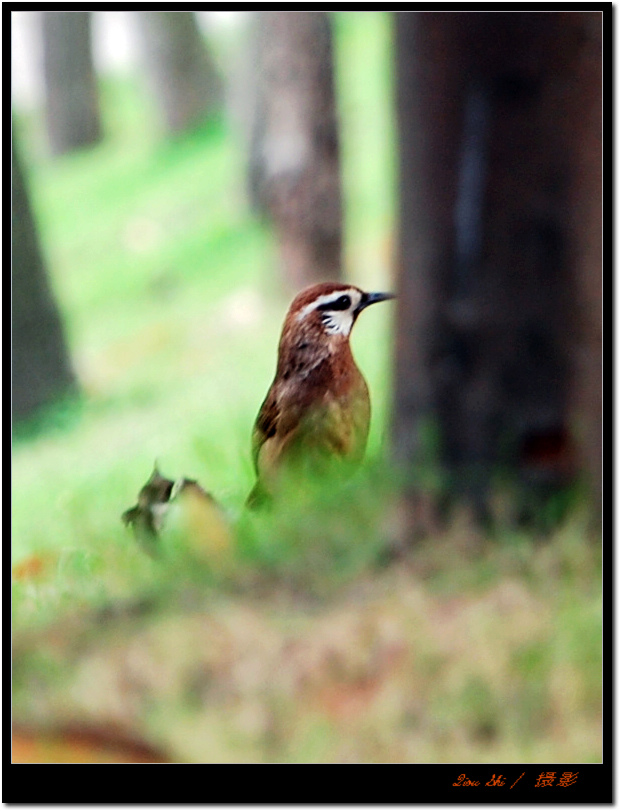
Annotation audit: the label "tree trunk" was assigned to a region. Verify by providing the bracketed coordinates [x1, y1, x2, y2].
[135, 11, 222, 136]
[41, 11, 101, 156]
[565, 12, 603, 526]
[12, 129, 77, 423]
[249, 11, 343, 289]
[392, 11, 602, 532]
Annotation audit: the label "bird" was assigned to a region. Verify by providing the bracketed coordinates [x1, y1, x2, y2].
[122, 465, 174, 556]
[122, 465, 232, 562]
[247, 282, 395, 508]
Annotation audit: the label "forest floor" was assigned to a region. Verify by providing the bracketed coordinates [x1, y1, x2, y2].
[13, 511, 601, 764]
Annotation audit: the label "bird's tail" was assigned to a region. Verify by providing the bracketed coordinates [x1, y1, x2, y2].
[244, 480, 272, 511]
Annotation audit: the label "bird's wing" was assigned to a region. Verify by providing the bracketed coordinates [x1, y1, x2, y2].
[252, 380, 309, 475]
[251, 387, 281, 474]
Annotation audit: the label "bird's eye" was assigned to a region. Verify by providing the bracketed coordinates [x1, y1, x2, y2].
[325, 294, 351, 311]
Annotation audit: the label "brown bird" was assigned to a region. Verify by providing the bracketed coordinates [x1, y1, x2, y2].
[247, 282, 394, 507]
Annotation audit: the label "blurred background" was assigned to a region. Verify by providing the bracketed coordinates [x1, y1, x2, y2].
[12, 11, 602, 766]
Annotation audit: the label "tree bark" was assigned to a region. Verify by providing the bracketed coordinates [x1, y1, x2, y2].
[249, 11, 343, 289]
[565, 12, 603, 525]
[392, 11, 602, 531]
[135, 11, 222, 136]
[12, 129, 77, 423]
[41, 11, 101, 156]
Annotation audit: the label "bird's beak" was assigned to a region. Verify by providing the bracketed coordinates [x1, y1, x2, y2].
[358, 291, 396, 312]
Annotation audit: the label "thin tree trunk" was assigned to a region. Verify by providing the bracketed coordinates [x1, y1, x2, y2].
[249, 11, 343, 289]
[12, 128, 77, 423]
[41, 11, 101, 156]
[135, 11, 222, 135]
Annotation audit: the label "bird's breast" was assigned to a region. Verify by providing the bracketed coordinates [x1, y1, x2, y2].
[287, 358, 371, 464]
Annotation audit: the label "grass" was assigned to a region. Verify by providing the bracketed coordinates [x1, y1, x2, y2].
[12, 12, 601, 765]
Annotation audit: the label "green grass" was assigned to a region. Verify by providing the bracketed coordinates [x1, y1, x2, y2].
[12, 12, 600, 764]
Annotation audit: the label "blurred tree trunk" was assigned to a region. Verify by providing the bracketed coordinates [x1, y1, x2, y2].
[41, 11, 101, 156]
[249, 11, 343, 289]
[12, 129, 77, 423]
[567, 12, 603, 526]
[135, 11, 222, 135]
[392, 11, 602, 533]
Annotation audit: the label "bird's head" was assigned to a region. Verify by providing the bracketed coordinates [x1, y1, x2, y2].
[282, 282, 395, 343]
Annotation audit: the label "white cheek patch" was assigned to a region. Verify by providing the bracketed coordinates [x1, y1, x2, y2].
[321, 310, 354, 336]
